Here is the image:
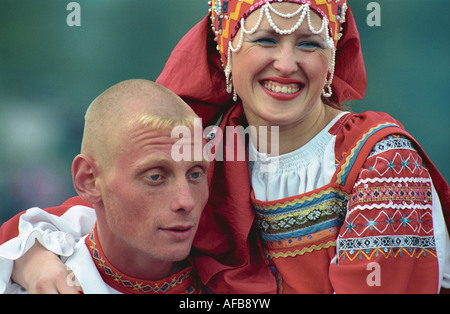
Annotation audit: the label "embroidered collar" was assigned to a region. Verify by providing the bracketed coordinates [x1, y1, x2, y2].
[85, 226, 201, 294]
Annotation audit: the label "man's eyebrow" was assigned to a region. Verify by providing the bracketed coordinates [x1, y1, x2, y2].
[136, 157, 210, 171]
[135, 157, 173, 171]
[194, 159, 211, 169]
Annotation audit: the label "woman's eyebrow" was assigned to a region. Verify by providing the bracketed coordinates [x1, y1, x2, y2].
[251, 27, 327, 40]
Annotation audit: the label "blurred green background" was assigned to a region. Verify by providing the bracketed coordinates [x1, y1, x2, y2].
[1, 0, 449, 224]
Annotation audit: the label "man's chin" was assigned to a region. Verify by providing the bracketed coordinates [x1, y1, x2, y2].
[157, 244, 192, 263]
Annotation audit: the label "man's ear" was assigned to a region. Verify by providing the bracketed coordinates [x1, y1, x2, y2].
[72, 154, 102, 204]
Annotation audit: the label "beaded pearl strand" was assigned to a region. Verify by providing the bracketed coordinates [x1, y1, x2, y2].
[225, 2, 337, 99]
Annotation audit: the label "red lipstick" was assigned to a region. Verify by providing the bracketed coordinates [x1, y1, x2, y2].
[259, 77, 305, 101]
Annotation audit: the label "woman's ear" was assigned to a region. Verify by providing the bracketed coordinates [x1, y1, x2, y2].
[72, 154, 102, 204]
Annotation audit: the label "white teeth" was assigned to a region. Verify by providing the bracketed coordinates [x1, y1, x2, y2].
[263, 81, 300, 94]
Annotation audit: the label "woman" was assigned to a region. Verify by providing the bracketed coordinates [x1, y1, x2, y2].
[156, 0, 450, 293]
[1, 0, 449, 294]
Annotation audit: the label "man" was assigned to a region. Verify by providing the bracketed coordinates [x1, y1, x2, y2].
[0, 79, 209, 293]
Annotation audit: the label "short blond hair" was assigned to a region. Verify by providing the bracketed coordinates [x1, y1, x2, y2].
[80, 79, 198, 170]
[126, 113, 196, 131]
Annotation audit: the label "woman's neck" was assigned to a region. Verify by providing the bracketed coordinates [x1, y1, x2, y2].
[248, 105, 342, 156]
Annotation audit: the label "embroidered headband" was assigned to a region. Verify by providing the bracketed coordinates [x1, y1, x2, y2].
[208, 0, 348, 98]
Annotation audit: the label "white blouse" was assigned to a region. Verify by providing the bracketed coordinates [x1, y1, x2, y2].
[249, 112, 347, 202]
[248, 111, 450, 289]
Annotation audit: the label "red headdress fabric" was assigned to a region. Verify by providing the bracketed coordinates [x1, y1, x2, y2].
[157, 2, 366, 124]
[210, 0, 349, 68]
[156, 2, 367, 293]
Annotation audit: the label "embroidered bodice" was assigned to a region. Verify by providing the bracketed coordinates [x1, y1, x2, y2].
[247, 112, 449, 293]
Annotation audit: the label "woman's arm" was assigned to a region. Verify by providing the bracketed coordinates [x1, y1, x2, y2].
[0, 197, 95, 294]
[0, 196, 91, 244]
[12, 242, 82, 294]
[330, 135, 450, 293]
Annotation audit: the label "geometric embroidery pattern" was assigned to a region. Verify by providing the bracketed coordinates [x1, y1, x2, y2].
[338, 234, 437, 262]
[350, 184, 432, 205]
[254, 188, 347, 244]
[368, 135, 416, 158]
[341, 209, 434, 237]
[361, 151, 427, 178]
[338, 246, 437, 262]
[85, 229, 199, 294]
[338, 235, 435, 251]
[338, 136, 437, 265]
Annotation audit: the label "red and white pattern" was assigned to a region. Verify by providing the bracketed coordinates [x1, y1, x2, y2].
[331, 134, 442, 293]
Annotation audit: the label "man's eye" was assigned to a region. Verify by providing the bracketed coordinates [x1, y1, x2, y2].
[149, 174, 161, 181]
[190, 172, 201, 179]
[146, 173, 166, 184]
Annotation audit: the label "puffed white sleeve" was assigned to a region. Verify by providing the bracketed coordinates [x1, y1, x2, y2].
[0, 206, 96, 293]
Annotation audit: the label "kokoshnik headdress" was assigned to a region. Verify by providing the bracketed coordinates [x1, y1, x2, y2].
[209, 0, 349, 100]
[156, 0, 366, 125]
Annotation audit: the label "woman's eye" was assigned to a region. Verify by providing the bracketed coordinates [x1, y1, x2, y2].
[252, 37, 277, 45]
[298, 41, 323, 50]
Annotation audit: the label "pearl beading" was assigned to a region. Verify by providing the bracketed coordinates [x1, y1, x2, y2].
[225, 2, 336, 99]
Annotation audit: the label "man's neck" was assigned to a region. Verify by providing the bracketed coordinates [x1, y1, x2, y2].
[95, 223, 177, 281]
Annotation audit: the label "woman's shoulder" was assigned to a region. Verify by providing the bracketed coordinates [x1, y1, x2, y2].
[331, 111, 404, 136]
[331, 111, 408, 160]
[329, 111, 419, 189]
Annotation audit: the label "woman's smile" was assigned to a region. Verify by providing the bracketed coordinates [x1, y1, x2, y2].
[259, 77, 305, 100]
[230, 3, 332, 127]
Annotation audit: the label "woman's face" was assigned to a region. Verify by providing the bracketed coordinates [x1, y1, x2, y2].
[230, 2, 332, 127]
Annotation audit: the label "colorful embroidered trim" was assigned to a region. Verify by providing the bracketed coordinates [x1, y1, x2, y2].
[253, 187, 347, 243]
[335, 123, 402, 185]
[368, 135, 416, 158]
[266, 240, 336, 259]
[338, 235, 437, 261]
[350, 184, 432, 206]
[264, 226, 339, 249]
[253, 187, 348, 212]
[85, 227, 199, 294]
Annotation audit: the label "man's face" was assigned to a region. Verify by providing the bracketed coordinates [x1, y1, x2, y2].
[97, 124, 209, 263]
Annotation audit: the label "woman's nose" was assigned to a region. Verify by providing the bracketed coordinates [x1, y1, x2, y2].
[273, 44, 299, 76]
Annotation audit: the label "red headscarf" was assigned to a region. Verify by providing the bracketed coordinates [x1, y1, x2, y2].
[156, 1, 367, 293]
[157, 1, 366, 125]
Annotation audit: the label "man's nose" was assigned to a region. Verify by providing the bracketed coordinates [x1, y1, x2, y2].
[170, 179, 196, 213]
